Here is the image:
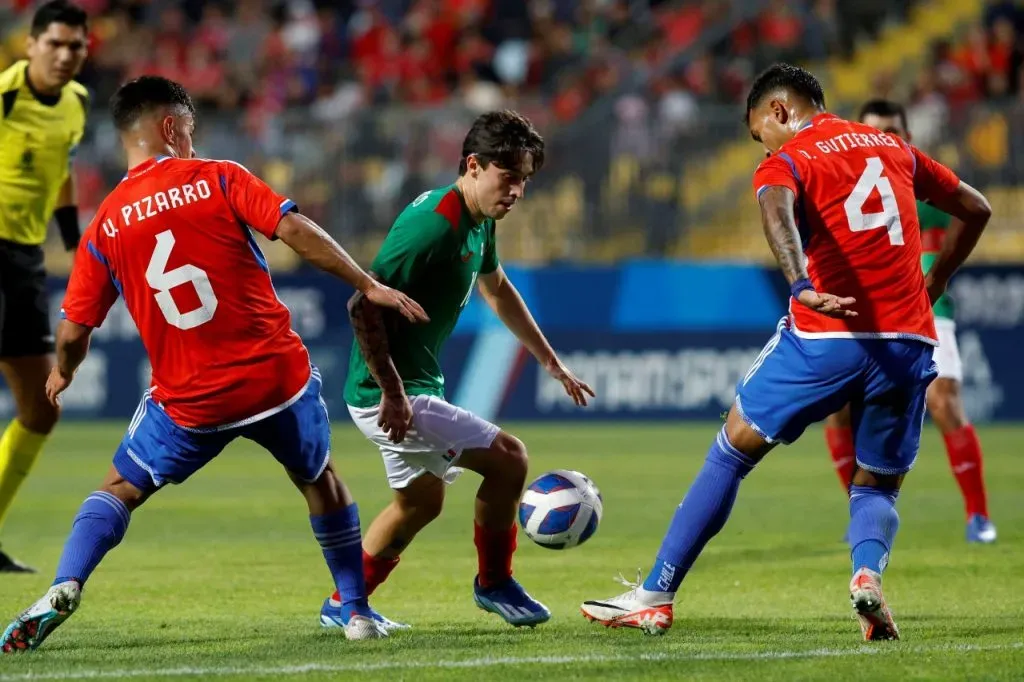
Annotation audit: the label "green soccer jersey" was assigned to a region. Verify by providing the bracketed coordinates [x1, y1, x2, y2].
[344, 184, 499, 408]
[917, 200, 954, 320]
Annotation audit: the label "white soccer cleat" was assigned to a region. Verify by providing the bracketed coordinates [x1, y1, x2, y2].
[849, 568, 899, 641]
[580, 571, 674, 636]
[342, 613, 389, 641]
[2, 580, 82, 653]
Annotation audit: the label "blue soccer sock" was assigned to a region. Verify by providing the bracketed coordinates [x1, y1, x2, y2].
[848, 485, 899, 575]
[54, 491, 131, 587]
[311, 503, 368, 618]
[642, 428, 757, 595]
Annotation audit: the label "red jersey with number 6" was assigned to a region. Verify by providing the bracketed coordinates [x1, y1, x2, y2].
[752, 113, 961, 345]
[61, 155, 310, 428]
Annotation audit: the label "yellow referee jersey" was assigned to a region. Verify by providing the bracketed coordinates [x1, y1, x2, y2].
[0, 60, 88, 246]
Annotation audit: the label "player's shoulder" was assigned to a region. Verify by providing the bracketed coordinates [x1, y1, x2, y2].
[0, 60, 25, 92]
[0, 61, 24, 119]
[196, 157, 251, 172]
[396, 184, 463, 232]
[64, 78, 89, 108]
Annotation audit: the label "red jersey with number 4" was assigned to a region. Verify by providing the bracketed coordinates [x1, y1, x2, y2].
[752, 113, 961, 344]
[61, 156, 310, 428]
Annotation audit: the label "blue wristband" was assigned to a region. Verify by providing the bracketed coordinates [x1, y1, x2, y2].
[790, 278, 815, 299]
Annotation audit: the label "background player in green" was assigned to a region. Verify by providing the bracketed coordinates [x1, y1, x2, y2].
[0, 1, 90, 572]
[321, 111, 595, 630]
[822, 99, 996, 544]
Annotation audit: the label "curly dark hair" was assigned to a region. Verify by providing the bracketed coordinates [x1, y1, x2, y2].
[111, 76, 195, 131]
[459, 110, 545, 176]
[745, 63, 826, 124]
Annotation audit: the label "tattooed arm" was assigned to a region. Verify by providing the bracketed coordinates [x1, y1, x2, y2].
[758, 186, 857, 318]
[758, 186, 807, 285]
[348, 274, 413, 442]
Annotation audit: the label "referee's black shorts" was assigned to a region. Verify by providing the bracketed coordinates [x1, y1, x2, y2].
[0, 238, 54, 357]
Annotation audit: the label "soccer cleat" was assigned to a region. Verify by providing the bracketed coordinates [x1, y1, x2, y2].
[849, 567, 899, 641]
[966, 515, 997, 544]
[319, 597, 409, 633]
[1, 580, 81, 653]
[0, 547, 35, 574]
[340, 613, 389, 641]
[473, 576, 551, 627]
[580, 571, 673, 636]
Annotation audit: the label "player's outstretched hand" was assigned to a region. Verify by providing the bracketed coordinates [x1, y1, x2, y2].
[45, 367, 72, 408]
[366, 281, 430, 324]
[379, 391, 414, 444]
[546, 359, 596, 407]
[796, 290, 858, 318]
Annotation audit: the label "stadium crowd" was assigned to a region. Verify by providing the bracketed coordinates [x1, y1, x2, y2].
[2, 0, 928, 129]
[2, 0, 1021, 261]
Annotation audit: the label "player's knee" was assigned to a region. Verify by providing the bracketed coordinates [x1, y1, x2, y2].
[825, 405, 852, 430]
[99, 468, 148, 512]
[396, 477, 446, 524]
[20, 396, 60, 435]
[926, 379, 966, 430]
[492, 432, 528, 485]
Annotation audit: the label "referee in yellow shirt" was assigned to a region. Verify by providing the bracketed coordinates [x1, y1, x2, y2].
[0, 1, 89, 572]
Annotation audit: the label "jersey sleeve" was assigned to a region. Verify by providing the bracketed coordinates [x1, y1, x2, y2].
[371, 210, 456, 288]
[752, 153, 801, 201]
[481, 220, 499, 274]
[909, 145, 961, 203]
[61, 227, 120, 328]
[217, 161, 297, 239]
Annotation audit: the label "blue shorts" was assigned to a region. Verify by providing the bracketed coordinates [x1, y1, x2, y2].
[736, 319, 937, 475]
[113, 367, 331, 494]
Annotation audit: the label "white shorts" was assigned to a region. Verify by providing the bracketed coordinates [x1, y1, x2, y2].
[347, 395, 501, 490]
[933, 317, 963, 382]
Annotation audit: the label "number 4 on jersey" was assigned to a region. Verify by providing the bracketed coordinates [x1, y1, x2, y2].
[844, 157, 904, 246]
[146, 230, 219, 330]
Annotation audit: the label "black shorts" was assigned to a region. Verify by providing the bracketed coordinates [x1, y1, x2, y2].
[0, 239, 53, 357]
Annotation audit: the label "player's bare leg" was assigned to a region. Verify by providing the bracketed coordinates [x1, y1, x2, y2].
[0, 355, 61, 573]
[459, 431, 550, 627]
[362, 473, 446, 563]
[2, 466, 145, 652]
[824, 405, 855, 492]
[582, 407, 769, 634]
[925, 378, 996, 543]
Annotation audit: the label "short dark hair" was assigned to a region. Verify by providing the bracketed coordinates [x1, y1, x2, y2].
[857, 99, 908, 132]
[31, 0, 88, 37]
[745, 63, 826, 124]
[111, 76, 195, 131]
[459, 110, 545, 176]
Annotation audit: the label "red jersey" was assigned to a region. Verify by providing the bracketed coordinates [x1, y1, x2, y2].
[752, 113, 962, 344]
[62, 156, 310, 428]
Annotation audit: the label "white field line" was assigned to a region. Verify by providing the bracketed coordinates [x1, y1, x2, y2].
[0, 641, 1019, 680]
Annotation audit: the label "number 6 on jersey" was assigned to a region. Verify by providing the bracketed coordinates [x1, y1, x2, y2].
[146, 229, 218, 330]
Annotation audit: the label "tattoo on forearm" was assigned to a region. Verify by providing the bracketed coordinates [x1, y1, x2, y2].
[348, 284, 404, 395]
[759, 186, 808, 285]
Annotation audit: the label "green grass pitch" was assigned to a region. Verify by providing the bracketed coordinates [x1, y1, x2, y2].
[0, 421, 1021, 681]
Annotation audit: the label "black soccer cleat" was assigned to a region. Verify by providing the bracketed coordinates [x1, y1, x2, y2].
[0, 547, 36, 574]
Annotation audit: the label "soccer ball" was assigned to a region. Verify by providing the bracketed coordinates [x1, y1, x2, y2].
[518, 469, 603, 550]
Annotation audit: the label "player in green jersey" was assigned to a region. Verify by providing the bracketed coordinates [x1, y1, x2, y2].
[320, 111, 595, 630]
[823, 100, 996, 544]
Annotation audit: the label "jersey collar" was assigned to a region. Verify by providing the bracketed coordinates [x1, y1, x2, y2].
[22, 62, 61, 107]
[793, 112, 837, 139]
[123, 155, 171, 180]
